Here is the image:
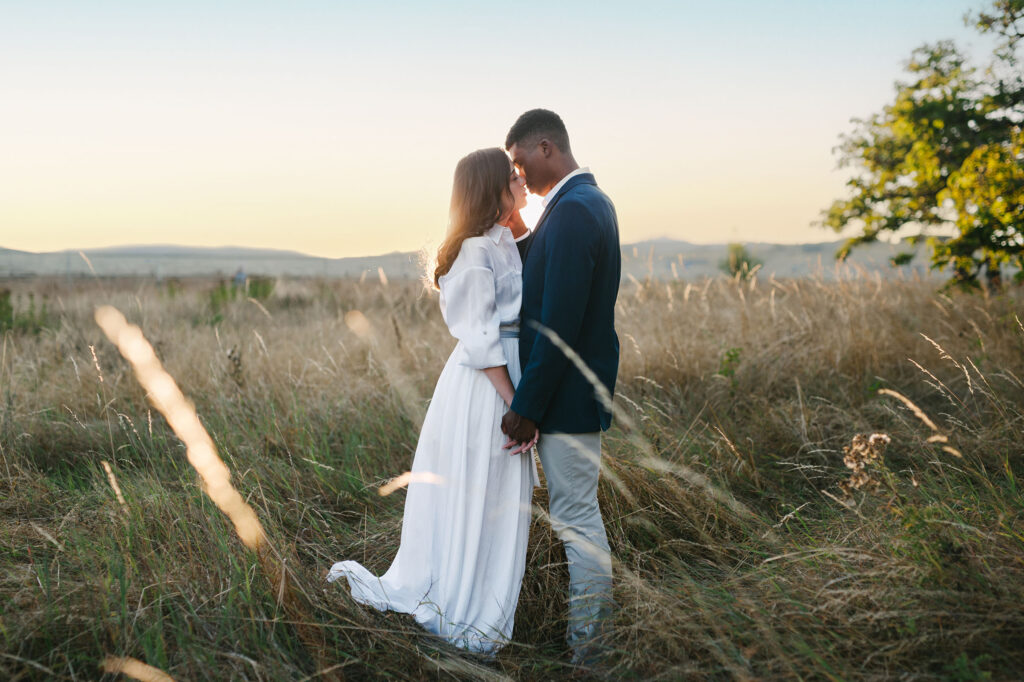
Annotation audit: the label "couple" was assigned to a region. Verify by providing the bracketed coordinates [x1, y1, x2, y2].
[327, 109, 621, 665]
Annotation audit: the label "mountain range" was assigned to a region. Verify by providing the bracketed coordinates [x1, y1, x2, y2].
[0, 239, 933, 281]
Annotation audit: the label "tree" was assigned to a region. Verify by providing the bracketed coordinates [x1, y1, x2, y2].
[821, 1, 1024, 288]
[943, 128, 1024, 287]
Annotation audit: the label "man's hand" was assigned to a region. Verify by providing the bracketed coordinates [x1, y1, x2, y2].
[501, 409, 536, 442]
[501, 409, 538, 455]
[504, 427, 539, 456]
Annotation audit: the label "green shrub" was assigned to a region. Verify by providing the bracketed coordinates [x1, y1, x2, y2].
[247, 276, 275, 300]
[0, 290, 54, 335]
[208, 280, 236, 313]
[719, 243, 762, 279]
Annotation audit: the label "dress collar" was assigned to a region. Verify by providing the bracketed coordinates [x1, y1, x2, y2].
[486, 223, 508, 244]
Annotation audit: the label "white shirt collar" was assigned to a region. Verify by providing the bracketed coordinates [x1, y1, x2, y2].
[486, 223, 508, 244]
[541, 166, 590, 207]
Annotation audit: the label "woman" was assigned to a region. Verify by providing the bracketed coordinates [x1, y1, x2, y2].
[327, 147, 538, 654]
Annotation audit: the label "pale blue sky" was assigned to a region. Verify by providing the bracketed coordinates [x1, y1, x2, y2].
[0, 1, 990, 256]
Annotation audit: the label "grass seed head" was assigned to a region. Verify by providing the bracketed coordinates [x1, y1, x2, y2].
[838, 432, 891, 499]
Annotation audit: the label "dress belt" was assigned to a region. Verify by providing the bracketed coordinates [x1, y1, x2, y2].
[498, 321, 519, 339]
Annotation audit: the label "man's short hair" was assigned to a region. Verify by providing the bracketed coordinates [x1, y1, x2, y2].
[505, 109, 571, 154]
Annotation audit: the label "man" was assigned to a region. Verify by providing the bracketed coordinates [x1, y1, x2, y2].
[501, 109, 621, 666]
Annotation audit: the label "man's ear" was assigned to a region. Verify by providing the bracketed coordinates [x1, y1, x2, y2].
[539, 139, 552, 158]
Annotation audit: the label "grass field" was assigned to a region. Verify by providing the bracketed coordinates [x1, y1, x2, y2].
[1, 273, 1022, 680]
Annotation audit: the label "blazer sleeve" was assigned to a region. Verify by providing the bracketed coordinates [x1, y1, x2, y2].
[510, 199, 599, 422]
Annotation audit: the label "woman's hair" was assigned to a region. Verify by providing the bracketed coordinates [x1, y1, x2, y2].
[432, 148, 513, 289]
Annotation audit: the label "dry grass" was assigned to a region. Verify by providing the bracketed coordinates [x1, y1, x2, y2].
[1, 272, 1022, 680]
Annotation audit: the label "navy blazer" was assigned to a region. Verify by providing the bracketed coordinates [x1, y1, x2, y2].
[510, 172, 621, 434]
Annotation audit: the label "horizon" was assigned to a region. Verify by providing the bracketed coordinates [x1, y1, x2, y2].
[2, 1, 987, 258]
[1, 234, 893, 260]
[1, 234, 936, 282]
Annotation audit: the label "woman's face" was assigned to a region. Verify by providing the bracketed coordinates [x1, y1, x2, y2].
[502, 163, 528, 217]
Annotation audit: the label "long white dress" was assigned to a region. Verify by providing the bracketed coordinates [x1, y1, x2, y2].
[327, 223, 537, 654]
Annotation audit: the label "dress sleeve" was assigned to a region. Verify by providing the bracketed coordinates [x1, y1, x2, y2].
[440, 249, 506, 370]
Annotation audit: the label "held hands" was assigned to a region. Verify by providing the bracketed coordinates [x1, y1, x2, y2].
[501, 409, 539, 456]
[510, 427, 539, 456]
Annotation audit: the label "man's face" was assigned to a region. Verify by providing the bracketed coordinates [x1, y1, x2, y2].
[508, 140, 550, 196]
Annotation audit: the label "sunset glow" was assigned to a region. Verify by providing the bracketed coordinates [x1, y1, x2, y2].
[0, 0, 983, 257]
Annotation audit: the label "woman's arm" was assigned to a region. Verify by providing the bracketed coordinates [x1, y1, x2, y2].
[482, 365, 515, 407]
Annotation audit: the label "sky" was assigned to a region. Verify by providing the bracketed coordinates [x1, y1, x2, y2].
[0, 0, 991, 258]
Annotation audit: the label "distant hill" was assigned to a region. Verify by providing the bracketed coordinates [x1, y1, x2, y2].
[78, 244, 317, 259]
[620, 238, 932, 280]
[0, 239, 934, 280]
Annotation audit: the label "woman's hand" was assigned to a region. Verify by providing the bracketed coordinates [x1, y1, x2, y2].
[506, 210, 528, 240]
[511, 427, 539, 456]
[501, 410, 537, 455]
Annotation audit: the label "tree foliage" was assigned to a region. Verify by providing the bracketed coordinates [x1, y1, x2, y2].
[822, 1, 1023, 287]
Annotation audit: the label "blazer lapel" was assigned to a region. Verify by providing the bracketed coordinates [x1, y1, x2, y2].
[523, 173, 596, 262]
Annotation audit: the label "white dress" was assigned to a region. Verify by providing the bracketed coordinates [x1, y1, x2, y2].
[327, 223, 536, 654]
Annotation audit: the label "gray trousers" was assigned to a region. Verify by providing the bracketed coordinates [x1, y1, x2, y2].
[536, 432, 613, 664]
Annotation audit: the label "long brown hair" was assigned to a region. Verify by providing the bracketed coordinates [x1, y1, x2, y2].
[432, 148, 513, 289]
